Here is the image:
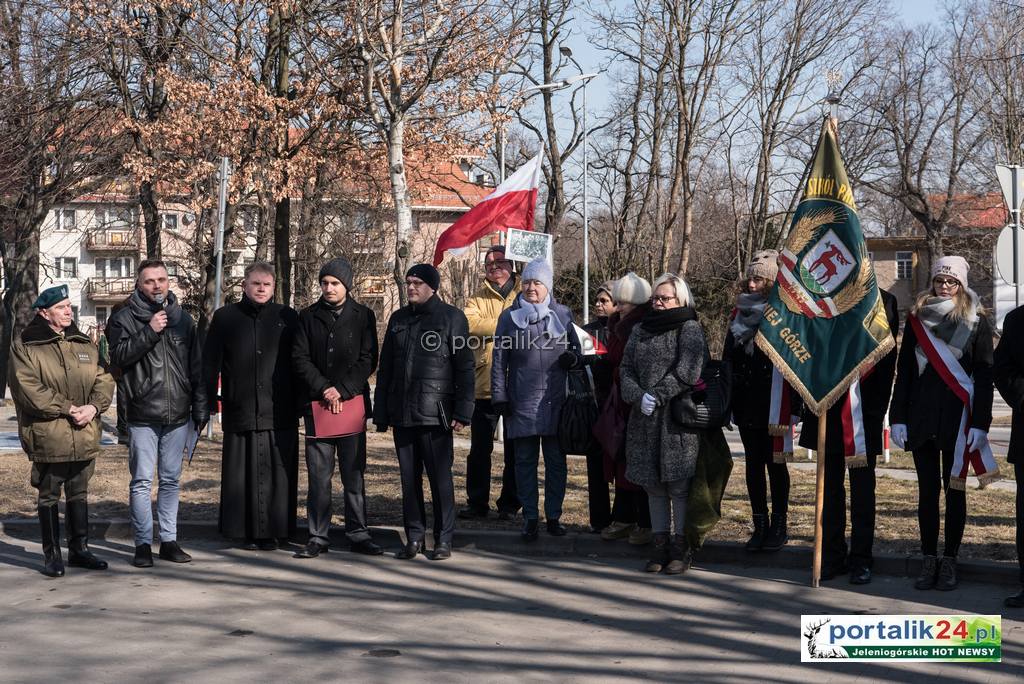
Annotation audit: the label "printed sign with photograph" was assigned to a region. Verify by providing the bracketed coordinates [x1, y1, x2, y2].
[506, 228, 552, 264]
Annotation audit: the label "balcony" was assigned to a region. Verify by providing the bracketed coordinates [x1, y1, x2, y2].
[86, 230, 140, 253]
[84, 277, 135, 303]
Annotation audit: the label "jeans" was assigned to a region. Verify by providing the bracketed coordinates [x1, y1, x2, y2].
[128, 422, 191, 546]
[514, 435, 567, 521]
[646, 478, 692, 537]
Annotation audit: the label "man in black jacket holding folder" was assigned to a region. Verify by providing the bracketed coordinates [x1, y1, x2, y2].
[374, 264, 475, 560]
[293, 257, 382, 558]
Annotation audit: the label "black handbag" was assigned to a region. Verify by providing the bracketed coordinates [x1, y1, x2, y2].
[671, 358, 732, 430]
[558, 367, 599, 454]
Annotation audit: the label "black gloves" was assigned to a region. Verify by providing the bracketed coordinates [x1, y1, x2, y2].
[558, 351, 580, 370]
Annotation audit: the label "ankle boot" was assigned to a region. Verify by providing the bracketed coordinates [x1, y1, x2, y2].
[936, 556, 958, 591]
[914, 554, 938, 590]
[644, 534, 670, 573]
[762, 512, 788, 551]
[664, 535, 692, 575]
[745, 514, 768, 552]
[38, 505, 65, 578]
[66, 501, 107, 570]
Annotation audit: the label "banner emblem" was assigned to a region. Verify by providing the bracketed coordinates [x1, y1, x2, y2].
[801, 229, 855, 295]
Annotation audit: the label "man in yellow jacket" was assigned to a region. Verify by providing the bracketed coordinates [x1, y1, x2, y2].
[458, 246, 522, 520]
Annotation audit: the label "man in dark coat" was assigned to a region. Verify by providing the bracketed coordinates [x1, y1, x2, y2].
[799, 288, 899, 584]
[203, 262, 300, 550]
[374, 264, 475, 561]
[292, 257, 383, 558]
[994, 305, 1024, 607]
[106, 260, 208, 568]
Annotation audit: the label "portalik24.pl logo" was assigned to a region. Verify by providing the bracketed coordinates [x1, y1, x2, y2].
[801, 615, 1000, 662]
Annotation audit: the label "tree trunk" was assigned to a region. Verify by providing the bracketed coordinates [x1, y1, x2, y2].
[198, 205, 237, 337]
[140, 179, 161, 258]
[387, 120, 414, 307]
[274, 195, 291, 305]
[0, 211, 42, 401]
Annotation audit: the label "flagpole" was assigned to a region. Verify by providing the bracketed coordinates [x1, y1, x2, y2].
[812, 411, 826, 588]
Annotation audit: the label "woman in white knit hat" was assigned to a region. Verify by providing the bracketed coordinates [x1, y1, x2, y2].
[595, 273, 655, 545]
[890, 255, 994, 591]
[723, 250, 793, 552]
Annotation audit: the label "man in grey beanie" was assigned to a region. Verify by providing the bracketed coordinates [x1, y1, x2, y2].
[293, 256, 383, 558]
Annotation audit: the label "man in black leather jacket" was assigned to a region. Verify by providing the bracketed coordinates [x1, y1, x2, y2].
[374, 264, 475, 560]
[106, 260, 208, 568]
[292, 257, 383, 559]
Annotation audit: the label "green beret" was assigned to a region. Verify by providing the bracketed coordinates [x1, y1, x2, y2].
[33, 285, 70, 309]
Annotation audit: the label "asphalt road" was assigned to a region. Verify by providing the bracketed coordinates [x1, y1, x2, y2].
[0, 535, 1022, 682]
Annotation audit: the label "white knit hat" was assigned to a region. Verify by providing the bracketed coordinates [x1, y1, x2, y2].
[612, 272, 652, 305]
[521, 258, 553, 292]
[932, 255, 969, 289]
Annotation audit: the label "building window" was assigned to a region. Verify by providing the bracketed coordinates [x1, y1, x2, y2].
[55, 257, 78, 278]
[165, 261, 181, 277]
[95, 305, 110, 326]
[896, 251, 913, 280]
[163, 213, 179, 231]
[96, 257, 133, 279]
[56, 209, 76, 231]
[94, 207, 133, 231]
[71, 306, 79, 323]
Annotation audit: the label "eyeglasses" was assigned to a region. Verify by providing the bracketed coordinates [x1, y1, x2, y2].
[652, 295, 678, 304]
[405, 279, 426, 287]
[485, 259, 511, 269]
[932, 277, 960, 289]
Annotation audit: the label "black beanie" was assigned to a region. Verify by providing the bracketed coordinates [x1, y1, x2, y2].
[406, 263, 441, 292]
[318, 257, 353, 291]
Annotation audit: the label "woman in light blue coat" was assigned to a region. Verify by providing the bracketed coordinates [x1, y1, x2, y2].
[491, 258, 582, 541]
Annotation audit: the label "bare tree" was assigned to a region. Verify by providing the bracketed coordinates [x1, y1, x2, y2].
[0, 0, 120, 397]
[855, 11, 988, 262]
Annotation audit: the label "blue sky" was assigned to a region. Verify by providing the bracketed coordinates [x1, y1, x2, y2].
[557, 0, 941, 118]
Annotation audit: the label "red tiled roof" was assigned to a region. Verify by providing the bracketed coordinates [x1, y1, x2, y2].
[929, 192, 1009, 231]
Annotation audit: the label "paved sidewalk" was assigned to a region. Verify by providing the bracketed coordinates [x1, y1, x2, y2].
[0, 534, 1021, 682]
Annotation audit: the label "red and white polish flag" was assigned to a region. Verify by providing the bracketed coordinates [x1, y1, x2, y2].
[432, 152, 543, 266]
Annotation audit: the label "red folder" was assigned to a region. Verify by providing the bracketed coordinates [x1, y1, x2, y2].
[311, 396, 367, 438]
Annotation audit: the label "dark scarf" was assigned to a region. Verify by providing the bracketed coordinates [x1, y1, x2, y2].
[240, 294, 267, 316]
[495, 274, 517, 299]
[731, 292, 767, 354]
[410, 293, 440, 317]
[128, 288, 183, 327]
[318, 296, 346, 319]
[640, 306, 697, 334]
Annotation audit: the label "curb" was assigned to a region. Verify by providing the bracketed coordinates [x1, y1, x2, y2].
[1, 518, 1019, 585]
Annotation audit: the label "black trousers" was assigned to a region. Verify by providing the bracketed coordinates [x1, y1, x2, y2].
[610, 487, 651, 528]
[305, 433, 370, 545]
[1016, 460, 1024, 584]
[31, 460, 95, 507]
[912, 440, 967, 558]
[465, 399, 519, 513]
[822, 451, 876, 570]
[585, 443, 611, 530]
[739, 426, 790, 516]
[394, 426, 456, 545]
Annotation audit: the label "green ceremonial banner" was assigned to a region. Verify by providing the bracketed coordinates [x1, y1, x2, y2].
[755, 118, 894, 415]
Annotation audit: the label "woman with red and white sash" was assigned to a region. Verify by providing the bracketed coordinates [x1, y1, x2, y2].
[889, 255, 995, 592]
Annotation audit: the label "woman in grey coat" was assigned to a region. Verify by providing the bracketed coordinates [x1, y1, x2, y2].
[620, 273, 707, 574]
[492, 258, 581, 541]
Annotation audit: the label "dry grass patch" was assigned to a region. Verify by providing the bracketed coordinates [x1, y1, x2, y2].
[1, 433, 1017, 562]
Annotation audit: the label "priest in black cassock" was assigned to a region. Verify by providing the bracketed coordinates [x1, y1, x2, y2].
[203, 261, 300, 550]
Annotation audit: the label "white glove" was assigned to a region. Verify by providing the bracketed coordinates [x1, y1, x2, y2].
[640, 393, 657, 416]
[890, 423, 907, 450]
[966, 428, 988, 453]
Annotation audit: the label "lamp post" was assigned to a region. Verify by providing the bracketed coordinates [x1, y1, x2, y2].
[522, 68, 599, 322]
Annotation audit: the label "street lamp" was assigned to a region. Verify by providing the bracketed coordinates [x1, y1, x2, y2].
[521, 67, 599, 323]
